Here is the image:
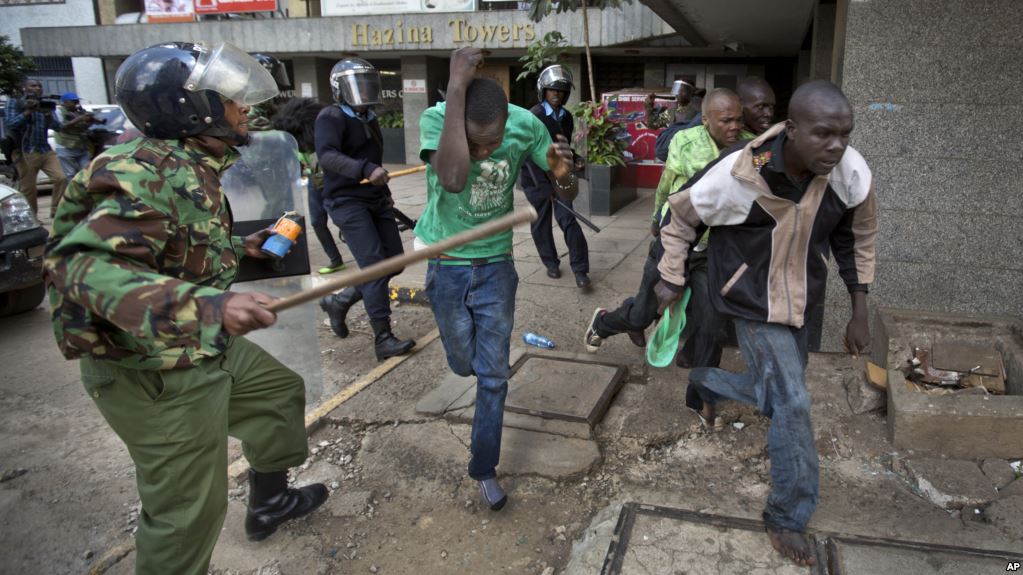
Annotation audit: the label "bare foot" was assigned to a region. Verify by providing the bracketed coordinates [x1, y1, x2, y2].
[766, 525, 817, 566]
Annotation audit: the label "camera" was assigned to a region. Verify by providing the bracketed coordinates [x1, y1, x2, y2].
[25, 94, 58, 111]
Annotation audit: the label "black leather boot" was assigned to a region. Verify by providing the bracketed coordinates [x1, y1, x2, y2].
[319, 287, 362, 338]
[245, 470, 329, 542]
[370, 318, 415, 361]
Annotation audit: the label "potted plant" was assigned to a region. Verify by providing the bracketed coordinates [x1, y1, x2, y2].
[377, 110, 405, 164]
[572, 99, 633, 216]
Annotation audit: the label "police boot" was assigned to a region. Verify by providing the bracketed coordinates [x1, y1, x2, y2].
[370, 317, 415, 361]
[319, 287, 362, 338]
[245, 470, 329, 542]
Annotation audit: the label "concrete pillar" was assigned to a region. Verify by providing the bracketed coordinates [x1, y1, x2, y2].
[643, 61, 665, 90]
[101, 58, 122, 105]
[401, 56, 429, 165]
[796, 49, 812, 86]
[831, 0, 850, 85]
[292, 57, 333, 103]
[810, 1, 837, 81]
[565, 53, 583, 107]
[72, 57, 108, 105]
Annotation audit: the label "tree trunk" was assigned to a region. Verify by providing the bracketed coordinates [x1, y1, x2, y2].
[582, 0, 597, 102]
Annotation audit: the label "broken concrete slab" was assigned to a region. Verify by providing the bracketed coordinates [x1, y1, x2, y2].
[327, 490, 373, 518]
[981, 459, 1017, 490]
[357, 421, 468, 484]
[873, 309, 1023, 459]
[999, 477, 1023, 499]
[294, 459, 343, 487]
[450, 425, 601, 480]
[844, 372, 886, 414]
[983, 494, 1023, 539]
[830, 538, 1014, 574]
[563, 501, 626, 575]
[414, 372, 475, 416]
[904, 458, 997, 510]
[445, 404, 593, 439]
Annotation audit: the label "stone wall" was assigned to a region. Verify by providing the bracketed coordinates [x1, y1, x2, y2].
[821, 0, 1023, 350]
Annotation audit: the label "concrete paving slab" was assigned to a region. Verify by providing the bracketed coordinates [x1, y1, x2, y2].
[506, 356, 626, 426]
[983, 494, 1023, 539]
[610, 509, 814, 574]
[414, 372, 476, 416]
[904, 458, 997, 509]
[357, 421, 468, 484]
[450, 425, 601, 479]
[327, 490, 374, 518]
[831, 539, 1013, 574]
[444, 404, 593, 439]
[981, 458, 1017, 490]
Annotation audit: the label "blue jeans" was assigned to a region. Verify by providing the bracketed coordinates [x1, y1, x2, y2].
[689, 318, 818, 532]
[56, 146, 90, 179]
[425, 261, 518, 480]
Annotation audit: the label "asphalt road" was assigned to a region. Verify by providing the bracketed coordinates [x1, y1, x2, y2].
[0, 304, 136, 574]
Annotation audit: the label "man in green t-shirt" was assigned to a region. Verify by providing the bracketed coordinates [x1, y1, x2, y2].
[416, 47, 576, 511]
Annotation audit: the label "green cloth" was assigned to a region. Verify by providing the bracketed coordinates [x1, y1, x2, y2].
[415, 102, 552, 259]
[80, 336, 308, 575]
[646, 287, 692, 368]
[652, 125, 721, 222]
[44, 136, 242, 370]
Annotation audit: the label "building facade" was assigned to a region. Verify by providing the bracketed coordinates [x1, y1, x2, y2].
[15, 0, 1020, 349]
[0, 0, 106, 103]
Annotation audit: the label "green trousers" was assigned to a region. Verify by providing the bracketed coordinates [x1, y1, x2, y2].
[80, 337, 308, 575]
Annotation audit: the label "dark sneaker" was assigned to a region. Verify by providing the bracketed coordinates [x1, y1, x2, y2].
[546, 265, 561, 279]
[478, 478, 507, 511]
[575, 272, 592, 289]
[584, 307, 607, 353]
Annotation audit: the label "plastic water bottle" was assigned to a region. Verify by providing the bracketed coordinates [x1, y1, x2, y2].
[523, 332, 555, 349]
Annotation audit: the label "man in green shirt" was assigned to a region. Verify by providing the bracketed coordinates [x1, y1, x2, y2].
[416, 47, 576, 511]
[651, 88, 745, 229]
[584, 89, 744, 357]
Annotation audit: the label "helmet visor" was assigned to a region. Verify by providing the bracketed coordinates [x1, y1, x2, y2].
[337, 71, 382, 107]
[185, 42, 278, 105]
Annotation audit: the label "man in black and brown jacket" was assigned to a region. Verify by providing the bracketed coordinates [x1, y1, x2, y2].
[654, 80, 878, 567]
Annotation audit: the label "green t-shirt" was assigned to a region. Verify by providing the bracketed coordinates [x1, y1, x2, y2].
[415, 103, 552, 259]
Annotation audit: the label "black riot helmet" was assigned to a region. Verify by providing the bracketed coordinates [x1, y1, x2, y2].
[252, 53, 291, 90]
[536, 65, 573, 103]
[329, 57, 382, 107]
[114, 41, 278, 142]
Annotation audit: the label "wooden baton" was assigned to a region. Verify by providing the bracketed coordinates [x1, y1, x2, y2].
[359, 164, 427, 184]
[265, 205, 537, 313]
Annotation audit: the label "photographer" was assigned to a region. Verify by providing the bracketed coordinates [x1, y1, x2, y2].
[55, 92, 101, 196]
[2, 78, 66, 217]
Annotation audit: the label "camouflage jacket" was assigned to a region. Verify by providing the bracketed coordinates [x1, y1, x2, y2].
[44, 136, 245, 370]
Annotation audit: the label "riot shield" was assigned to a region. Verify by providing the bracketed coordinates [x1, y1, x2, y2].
[222, 131, 325, 406]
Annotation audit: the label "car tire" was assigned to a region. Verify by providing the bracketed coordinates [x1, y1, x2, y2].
[0, 282, 46, 317]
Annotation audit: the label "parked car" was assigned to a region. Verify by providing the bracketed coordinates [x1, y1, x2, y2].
[0, 182, 48, 316]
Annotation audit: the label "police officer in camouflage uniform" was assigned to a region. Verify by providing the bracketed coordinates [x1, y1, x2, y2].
[43, 42, 328, 575]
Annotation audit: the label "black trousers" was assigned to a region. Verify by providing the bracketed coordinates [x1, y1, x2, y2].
[522, 175, 589, 274]
[596, 239, 726, 370]
[324, 195, 404, 321]
[596, 237, 663, 336]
